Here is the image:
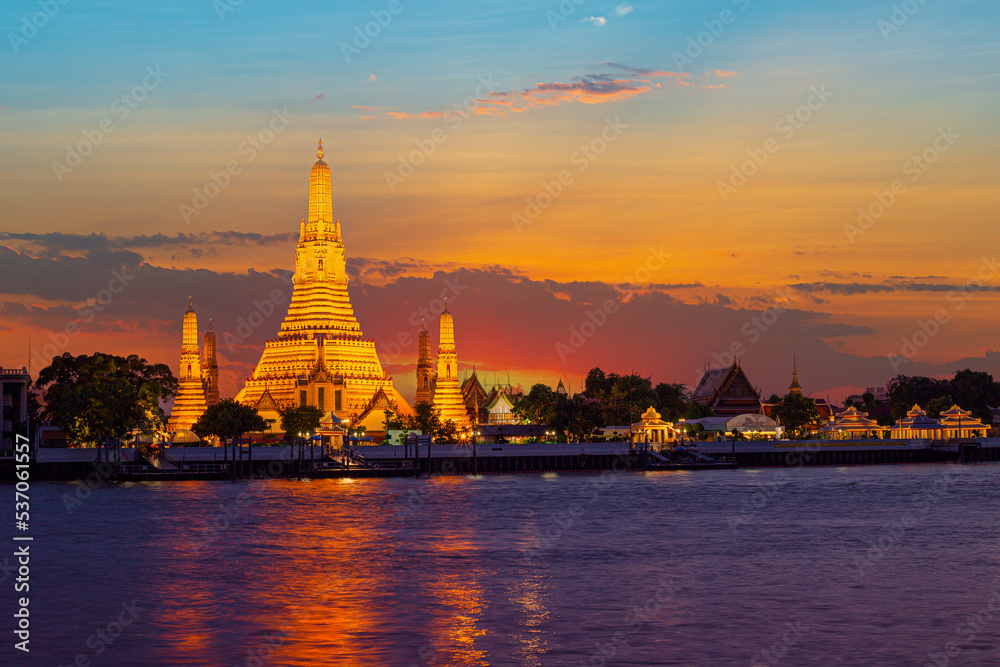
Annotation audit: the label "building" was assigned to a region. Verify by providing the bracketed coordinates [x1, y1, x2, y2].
[938, 405, 988, 439]
[631, 406, 675, 446]
[349, 386, 409, 440]
[762, 359, 835, 423]
[166, 298, 209, 432]
[691, 362, 763, 417]
[460, 369, 488, 424]
[485, 389, 516, 425]
[727, 413, 780, 438]
[203, 321, 220, 406]
[415, 323, 433, 406]
[819, 406, 885, 439]
[890, 405, 945, 440]
[430, 304, 470, 427]
[235, 141, 413, 420]
[1, 367, 31, 450]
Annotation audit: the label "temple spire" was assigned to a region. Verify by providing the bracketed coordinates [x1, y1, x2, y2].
[789, 346, 802, 394]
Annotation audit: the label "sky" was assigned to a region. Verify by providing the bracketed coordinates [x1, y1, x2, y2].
[1, 0, 999, 405]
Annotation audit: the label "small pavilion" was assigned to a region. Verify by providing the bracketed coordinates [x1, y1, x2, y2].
[316, 410, 347, 451]
[937, 405, 988, 439]
[820, 406, 886, 440]
[631, 407, 675, 447]
[890, 405, 946, 440]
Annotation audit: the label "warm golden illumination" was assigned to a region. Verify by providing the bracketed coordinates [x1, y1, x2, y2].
[166, 298, 209, 432]
[235, 142, 412, 418]
[432, 304, 470, 427]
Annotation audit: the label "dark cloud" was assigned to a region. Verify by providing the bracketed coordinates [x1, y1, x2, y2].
[791, 281, 1000, 295]
[6, 249, 1000, 404]
[1, 231, 297, 258]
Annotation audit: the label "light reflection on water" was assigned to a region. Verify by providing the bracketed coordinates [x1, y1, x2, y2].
[3, 465, 1000, 666]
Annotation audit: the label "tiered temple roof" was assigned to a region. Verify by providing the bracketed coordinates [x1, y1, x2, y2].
[691, 362, 763, 417]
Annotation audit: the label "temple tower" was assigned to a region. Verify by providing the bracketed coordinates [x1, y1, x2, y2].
[167, 298, 209, 432]
[789, 350, 802, 395]
[203, 321, 220, 406]
[234, 141, 412, 419]
[432, 304, 470, 427]
[416, 322, 433, 405]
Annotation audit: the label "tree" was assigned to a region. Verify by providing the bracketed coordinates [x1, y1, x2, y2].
[37, 352, 176, 444]
[383, 410, 405, 432]
[515, 384, 558, 425]
[436, 419, 458, 443]
[193, 399, 268, 442]
[654, 383, 690, 421]
[406, 401, 442, 435]
[581, 367, 657, 426]
[774, 392, 820, 438]
[279, 405, 324, 438]
[924, 395, 954, 419]
[683, 402, 715, 420]
[551, 394, 603, 442]
[887, 370, 999, 425]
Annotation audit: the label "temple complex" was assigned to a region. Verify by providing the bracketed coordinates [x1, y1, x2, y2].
[166, 298, 209, 432]
[235, 141, 412, 420]
[430, 304, 470, 427]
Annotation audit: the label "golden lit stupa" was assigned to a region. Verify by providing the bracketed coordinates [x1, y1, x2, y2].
[203, 321, 220, 406]
[432, 303, 470, 427]
[235, 141, 413, 419]
[166, 297, 209, 432]
[415, 322, 433, 406]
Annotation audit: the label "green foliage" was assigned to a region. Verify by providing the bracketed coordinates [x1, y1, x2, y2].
[654, 383, 690, 421]
[550, 395, 603, 442]
[279, 404, 324, 437]
[514, 384, 558, 424]
[924, 395, 954, 419]
[193, 399, 268, 441]
[383, 410, 405, 432]
[774, 392, 820, 438]
[582, 368, 657, 425]
[887, 370, 999, 424]
[36, 352, 176, 443]
[683, 402, 716, 420]
[436, 419, 458, 443]
[405, 401, 442, 435]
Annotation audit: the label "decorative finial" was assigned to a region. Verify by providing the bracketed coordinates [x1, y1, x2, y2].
[188, 295, 193, 309]
[317, 138, 324, 160]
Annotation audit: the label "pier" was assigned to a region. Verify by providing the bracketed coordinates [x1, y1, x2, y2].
[2, 438, 999, 482]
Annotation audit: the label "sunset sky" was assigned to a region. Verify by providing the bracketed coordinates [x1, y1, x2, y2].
[1, 0, 999, 404]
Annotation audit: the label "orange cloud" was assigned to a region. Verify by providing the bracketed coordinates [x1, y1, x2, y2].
[382, 64, 716, 119]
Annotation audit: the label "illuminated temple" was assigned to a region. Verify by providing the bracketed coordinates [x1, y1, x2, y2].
[166, 299, 209, 432]
[430, 304, 470, 427]
[234, 141, 413, 419]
